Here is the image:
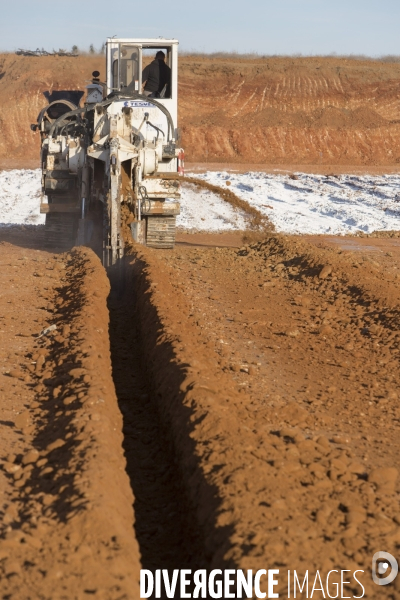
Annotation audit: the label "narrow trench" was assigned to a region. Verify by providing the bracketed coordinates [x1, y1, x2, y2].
[107, 286, 206, 586]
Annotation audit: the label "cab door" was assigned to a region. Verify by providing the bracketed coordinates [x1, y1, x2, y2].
[106, 41, 142, 94]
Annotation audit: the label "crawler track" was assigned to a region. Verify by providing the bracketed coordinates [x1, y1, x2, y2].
[44, 213, 78, 249]
[146, 216, 177, 249]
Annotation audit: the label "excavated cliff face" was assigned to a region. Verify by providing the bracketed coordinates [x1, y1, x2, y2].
[179, 55, 400, 165]
[1, 53, 400, 166]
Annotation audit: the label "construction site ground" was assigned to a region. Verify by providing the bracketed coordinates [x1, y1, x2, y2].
[2, 52, 400, 598]
[0, 221, 400, 598]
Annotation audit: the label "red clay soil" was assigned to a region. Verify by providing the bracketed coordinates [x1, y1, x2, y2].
[0, 244, 140, 599]
[179, 55, 400, 166]
[2, 224, 400, 597]
[124, 233, 400, 598]
[3, 53, 400, 167]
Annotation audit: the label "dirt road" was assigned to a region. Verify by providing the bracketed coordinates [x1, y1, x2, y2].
[1, 224, 400, 597]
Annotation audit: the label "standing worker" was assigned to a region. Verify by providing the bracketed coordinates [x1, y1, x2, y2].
[142, 51, 171, 98]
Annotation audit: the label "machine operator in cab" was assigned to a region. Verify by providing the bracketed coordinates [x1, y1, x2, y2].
[142, 51, 171, 98]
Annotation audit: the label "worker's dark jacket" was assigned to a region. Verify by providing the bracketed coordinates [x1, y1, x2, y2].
[142, 59, 171, 97]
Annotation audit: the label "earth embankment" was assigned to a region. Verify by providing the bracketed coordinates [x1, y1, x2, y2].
[0, 245, 141, 598]
[121, 233, 400, 597]
[2, 53, 400, 166]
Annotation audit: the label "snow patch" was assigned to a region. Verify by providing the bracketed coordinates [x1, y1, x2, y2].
[192, 171, 400, 234]
[0, 169, 44, 226]
[1, 168, 400, 235]
[178, 184, 247, 231]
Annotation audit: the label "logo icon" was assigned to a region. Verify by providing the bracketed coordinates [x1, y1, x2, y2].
[372, 552, 398, 586]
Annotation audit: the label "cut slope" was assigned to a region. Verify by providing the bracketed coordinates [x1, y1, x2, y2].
[2, 53, 400, 165]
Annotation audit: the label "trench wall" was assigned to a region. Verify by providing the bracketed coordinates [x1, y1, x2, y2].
[0, 247, 141, 599]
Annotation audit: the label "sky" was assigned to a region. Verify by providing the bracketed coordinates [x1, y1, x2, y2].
[1, 0, 400, 56]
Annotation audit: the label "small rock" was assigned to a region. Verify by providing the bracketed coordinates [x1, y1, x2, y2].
[46, 439, 65, 453]
[3, 463, 21, 474]
[41, 494, 55, 506]
[331, 434, 350, 444]
[319, 325, 333, 336]
[40, 466, 54, 476]
[346, 508, 366, 527]
[287, 329, 300, 337]
[63, 395, 77, 406]
[3, 560, 21, 576]
[309, 463, 326, 479]
[281, 402, 308, 426]
[319, 265, 332, 279]
[21, 450, 40, 465]
[14, 412, 30, 429]
[69, 368, 86, 378]
[330, 458, 347, 473]
[8, 369, 24, 379]
[316, 435, 330, 449]
[348, 462, 365, 475]
[14, 478, 26, 488]
[369, 467, 398, 493]
[35, 355, 45, 373]
[280, 426, 297, 439]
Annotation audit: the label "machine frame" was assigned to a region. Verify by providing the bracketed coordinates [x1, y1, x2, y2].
[33, 37, 184, 265]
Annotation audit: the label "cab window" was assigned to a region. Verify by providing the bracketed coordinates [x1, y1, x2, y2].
[120, 45, 140, 92]
[142, 47, 172, 98]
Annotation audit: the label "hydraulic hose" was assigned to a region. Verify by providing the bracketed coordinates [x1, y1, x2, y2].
[37, 99, 78, 127]
[49, 107, 88, 138]
[49, 97, 116, 138]
[113, 92, 175, 141]
[49, 93, 175, 142]
[147, 121, 165, 142]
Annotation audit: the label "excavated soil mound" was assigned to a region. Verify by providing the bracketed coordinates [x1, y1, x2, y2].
[0, 245, 140, 598]
[122, 233, 400, 598]
[3, 53, 400, 166]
